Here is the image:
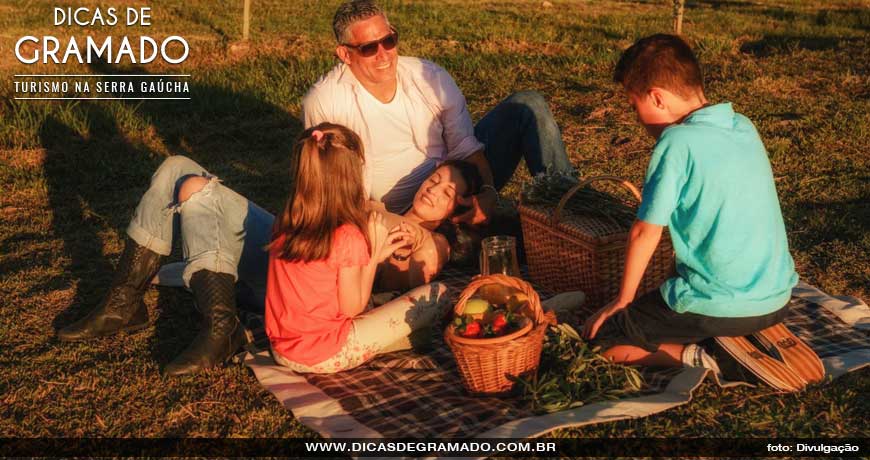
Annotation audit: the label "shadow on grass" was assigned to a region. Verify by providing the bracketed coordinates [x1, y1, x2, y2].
[787, 196, 870, 246]
[42, 59, 301, 373]
[816, 9, 870, 31]
[740, 35, 849, 57]
[40, 112, 157, 333]
[684, 0, 759, 9]
[682, 3, 869, 31]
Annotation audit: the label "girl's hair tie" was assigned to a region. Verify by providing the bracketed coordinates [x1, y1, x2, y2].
[311, 130, 325, 142]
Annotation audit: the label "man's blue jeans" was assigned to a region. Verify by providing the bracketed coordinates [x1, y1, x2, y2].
[475, 90, 574, 189]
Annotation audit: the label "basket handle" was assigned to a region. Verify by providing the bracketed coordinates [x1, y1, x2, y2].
[551, 175, 642, 225]
[454, 274, 545, 325]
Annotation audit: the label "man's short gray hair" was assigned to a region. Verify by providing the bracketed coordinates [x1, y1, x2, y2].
[332, 1, 389, 44]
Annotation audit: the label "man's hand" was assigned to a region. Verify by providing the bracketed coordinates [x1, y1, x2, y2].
[582, 298, 630, 340]
[452, 187, 497, 225]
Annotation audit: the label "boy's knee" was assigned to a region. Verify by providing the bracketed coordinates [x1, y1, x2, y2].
[601, 345, 631, 363]
[602, 344, 654, 364]
[177, 175, 210, 203]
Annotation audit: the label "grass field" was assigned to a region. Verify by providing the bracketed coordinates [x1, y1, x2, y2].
[1, 0, 869, 446]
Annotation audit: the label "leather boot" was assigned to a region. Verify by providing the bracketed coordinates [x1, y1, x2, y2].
[58, 239, 162, 341]
[164, 270, 247, 376]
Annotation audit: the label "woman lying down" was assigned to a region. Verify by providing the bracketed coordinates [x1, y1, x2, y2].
[371, 159, 482, 293]
[57, 123, 482, 377]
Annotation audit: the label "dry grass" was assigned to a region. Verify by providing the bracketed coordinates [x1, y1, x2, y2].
[1, 0, 868, 449]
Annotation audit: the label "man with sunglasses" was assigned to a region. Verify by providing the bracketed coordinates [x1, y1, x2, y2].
[303, 0, 574, 223]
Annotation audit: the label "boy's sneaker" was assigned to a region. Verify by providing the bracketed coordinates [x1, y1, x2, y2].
[701, 339, 759, 384]
[752, 323, 825, 384]
[681, 343, 722, 378]
[681, 342, 748, 384]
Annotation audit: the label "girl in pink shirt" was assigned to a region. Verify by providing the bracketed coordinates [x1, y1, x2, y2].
[265, 123, 448, 373]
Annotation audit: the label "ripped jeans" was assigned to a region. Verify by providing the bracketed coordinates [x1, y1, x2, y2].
[131, 156, 449, 373]
[127, 155, 273, 299]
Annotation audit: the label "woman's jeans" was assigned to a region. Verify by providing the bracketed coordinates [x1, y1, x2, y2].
[127, 155, 273, 308]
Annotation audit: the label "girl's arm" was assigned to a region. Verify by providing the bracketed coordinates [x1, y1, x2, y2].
[338, 213, 411, 317]
[337, 262, 378, 318]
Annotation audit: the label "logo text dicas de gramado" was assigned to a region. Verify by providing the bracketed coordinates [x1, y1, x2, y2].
[15, 7, 189, 65]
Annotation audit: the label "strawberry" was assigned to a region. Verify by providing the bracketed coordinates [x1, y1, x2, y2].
[492, 313, 508, 334]
[462, 320, 481, 338]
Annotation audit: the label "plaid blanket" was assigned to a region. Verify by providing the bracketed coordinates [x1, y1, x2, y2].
[242, 267, 870, 443]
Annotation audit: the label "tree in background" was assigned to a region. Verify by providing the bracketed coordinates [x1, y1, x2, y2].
[673, 0, 686, 34]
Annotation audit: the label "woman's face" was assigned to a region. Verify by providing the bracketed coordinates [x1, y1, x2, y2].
[411, 165, 469, 223]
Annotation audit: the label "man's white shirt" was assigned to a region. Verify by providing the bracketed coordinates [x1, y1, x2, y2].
[302, 56, 484, 213]
[357, 86, 430, 213]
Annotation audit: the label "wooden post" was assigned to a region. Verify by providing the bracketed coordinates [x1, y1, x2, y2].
[243, 0, 251, 41]
[673, 0, 685, 35]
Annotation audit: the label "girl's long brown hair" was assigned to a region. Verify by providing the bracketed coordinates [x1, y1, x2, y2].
[269, 123, 370, 262]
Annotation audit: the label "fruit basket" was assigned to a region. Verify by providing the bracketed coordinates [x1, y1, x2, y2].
[444, 274, 555, 394]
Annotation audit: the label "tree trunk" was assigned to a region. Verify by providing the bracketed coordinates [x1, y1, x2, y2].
[673, 0, 685, 35]
[242, 0, 251, 41]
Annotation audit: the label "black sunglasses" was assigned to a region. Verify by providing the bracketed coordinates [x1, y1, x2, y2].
[343, 28, 399, 57]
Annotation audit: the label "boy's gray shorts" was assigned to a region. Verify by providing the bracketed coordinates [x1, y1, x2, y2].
[591, 289, 791, 353]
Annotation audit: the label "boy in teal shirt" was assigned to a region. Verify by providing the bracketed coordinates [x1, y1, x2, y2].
[582, 34, 798, 370]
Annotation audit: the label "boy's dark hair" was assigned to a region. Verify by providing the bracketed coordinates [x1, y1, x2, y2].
[613, 34, 704, 99]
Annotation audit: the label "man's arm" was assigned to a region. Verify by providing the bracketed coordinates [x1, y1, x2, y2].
[452, 149, 498, 225]
[302, 90, 329, 129]
[434, 66, 484, 163]
[424, 64, 497, 224]
[582, 219, 664, 339]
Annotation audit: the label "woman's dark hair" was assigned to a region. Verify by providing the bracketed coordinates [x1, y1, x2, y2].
[438, 159, 483, 217]
[436, 221, 482, 266]
[430, 160, 485, 265]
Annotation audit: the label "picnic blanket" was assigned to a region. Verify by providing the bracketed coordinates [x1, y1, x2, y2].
[241, 266, 869, 450]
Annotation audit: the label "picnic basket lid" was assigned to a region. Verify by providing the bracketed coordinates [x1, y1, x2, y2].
[519, 175, 641, 245]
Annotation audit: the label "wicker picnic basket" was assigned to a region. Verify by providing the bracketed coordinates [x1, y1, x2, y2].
[444, 274, 555, 394]
[518, 175, 675, 308]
